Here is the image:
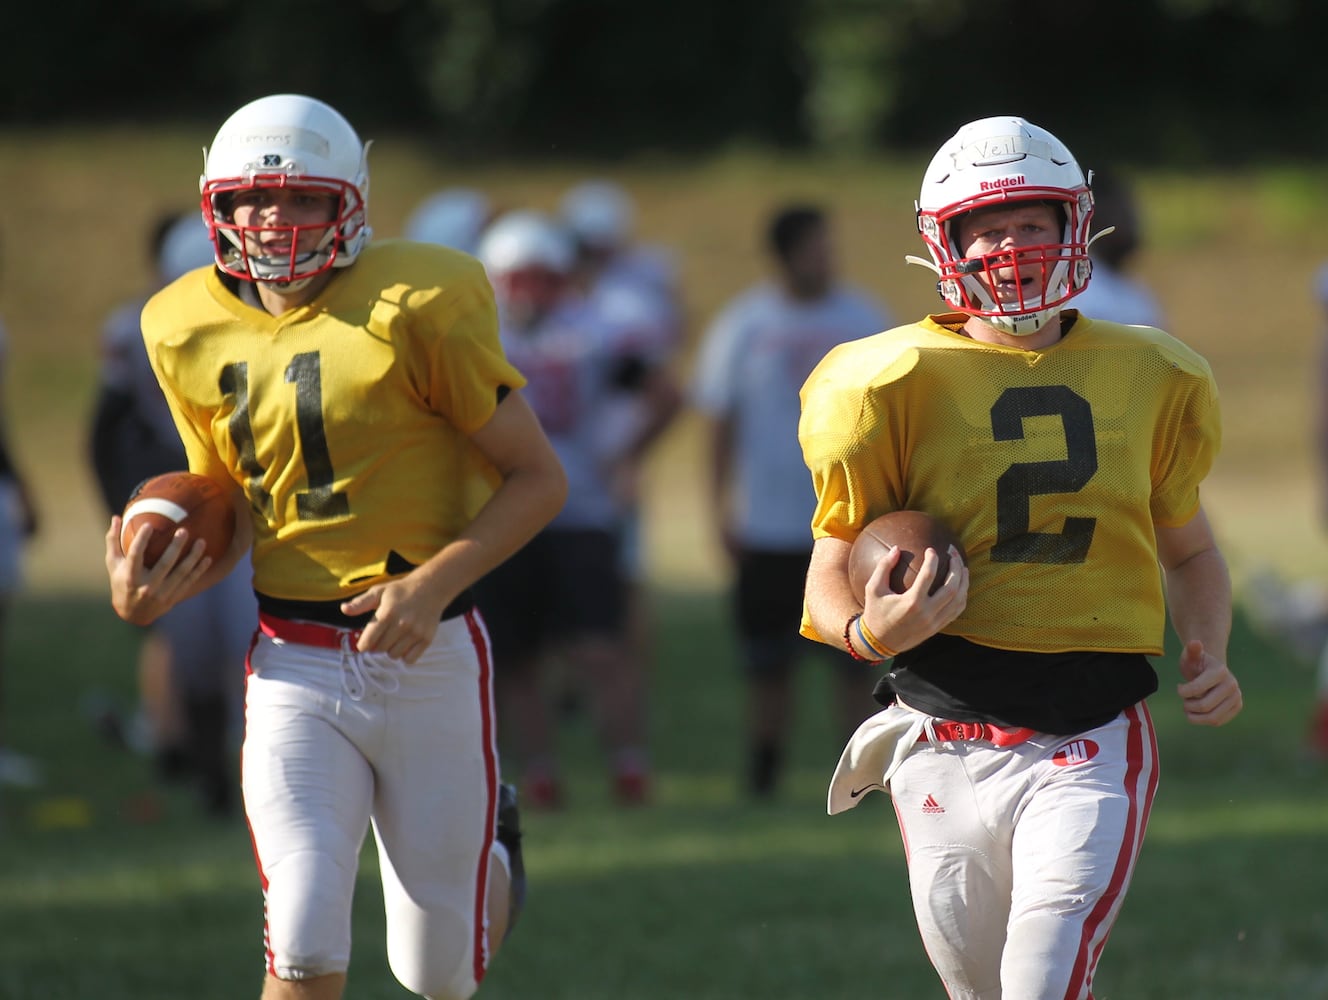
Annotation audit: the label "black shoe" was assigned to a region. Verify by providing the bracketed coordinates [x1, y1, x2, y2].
[495, 782, 527, 933]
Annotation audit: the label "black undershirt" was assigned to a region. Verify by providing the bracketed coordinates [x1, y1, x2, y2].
[873, 632, 1159, 736]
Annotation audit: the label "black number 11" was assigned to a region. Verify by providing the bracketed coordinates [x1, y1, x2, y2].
[219, 352, 350, 521]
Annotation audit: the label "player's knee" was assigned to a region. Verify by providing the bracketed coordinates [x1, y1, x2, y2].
[393, 958, 480, 1000]
[268, 937, 351, 981]
[387, 910, 482, 1000]
[265, 851, 354, 981]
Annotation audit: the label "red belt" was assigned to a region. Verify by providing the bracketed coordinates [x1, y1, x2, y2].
[259, 611, 362, 652]
[918, 720, 1037, 747]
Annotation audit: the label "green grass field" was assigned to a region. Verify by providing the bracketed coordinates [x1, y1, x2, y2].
[0, 588, 1325, 1000]
[2, 127, 1328, 998]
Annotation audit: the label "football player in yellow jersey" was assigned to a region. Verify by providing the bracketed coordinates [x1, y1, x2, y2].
[104, 94, 567, 1000]
[800, 116, 1243, 1000]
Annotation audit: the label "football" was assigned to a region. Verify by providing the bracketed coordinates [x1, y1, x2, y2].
[848, 510, 967, 602]
[120, 472, 235, 569]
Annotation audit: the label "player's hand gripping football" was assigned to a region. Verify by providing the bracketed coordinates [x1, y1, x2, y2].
[860, 544, 968, 655]
[341, 573, 451, 664]
[105, 516, 212, 626]
[1177, 639, 1243, 726]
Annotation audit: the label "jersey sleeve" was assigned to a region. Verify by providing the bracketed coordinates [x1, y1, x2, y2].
[1149, 356, 1221, 527]
[798, 338, 914, 543]
[139, 291, 233, 485]
[414, 259, 527, 435]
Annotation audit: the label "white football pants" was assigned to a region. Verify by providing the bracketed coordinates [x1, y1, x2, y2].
[888, 702, 1159, 1000]
[242, 608, 500, 1000]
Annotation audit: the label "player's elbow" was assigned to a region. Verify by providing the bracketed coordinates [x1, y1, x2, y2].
[542, 459, 569, 521]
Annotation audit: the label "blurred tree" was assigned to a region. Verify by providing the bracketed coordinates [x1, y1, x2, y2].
[5, 0, 1328, 164]
[874, 0, 1327, 167]
[409, 0, 808, 155]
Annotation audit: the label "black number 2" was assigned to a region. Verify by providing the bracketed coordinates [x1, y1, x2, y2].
[219, 352, 350, 522]
[989, 385, 1097, 564]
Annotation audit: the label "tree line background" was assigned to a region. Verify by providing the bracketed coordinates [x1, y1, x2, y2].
[11, 0, 1325, 167]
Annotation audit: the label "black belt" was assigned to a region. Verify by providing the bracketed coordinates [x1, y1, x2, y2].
[255, 587, 476, 631]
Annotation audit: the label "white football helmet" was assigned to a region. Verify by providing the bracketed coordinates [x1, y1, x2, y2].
[200, 94, 371, 288]
[477, 210, 575, 276]
[908, 115, 1097, 336]
[477, 211, 576, 324]
[403, 188, 491, 255]
[560, 180, 634, 251]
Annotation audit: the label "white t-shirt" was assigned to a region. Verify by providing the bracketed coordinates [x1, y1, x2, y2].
[692, 282, 891, 550]
[1073, 264, 1165, 328]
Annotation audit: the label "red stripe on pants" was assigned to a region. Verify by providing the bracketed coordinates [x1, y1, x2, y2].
[465, 608, 500, 986]
[1063, 702, 1159, 1000]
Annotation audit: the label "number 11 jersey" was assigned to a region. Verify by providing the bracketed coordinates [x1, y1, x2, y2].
[141, 241, 525, 604]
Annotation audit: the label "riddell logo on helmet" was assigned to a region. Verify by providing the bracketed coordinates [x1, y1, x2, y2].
[979, 175, 1025, 191]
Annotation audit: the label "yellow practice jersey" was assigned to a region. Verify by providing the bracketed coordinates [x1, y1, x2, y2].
[141, 241, 525, 603]
[798, 312, 1220, 655]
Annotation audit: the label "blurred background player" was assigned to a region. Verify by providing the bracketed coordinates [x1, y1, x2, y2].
[474, 209, 678, 808]
[560, 179, 684, 336]
[402, 186, 495, 256]
[0, 238, 41, 790]
[89, 210, 257, 817]
[1070, 167, 1165, 327]
[691, 203, 891, 797]
[559, 179, 686, 730]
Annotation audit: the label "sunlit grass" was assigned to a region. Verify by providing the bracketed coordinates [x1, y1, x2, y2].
[0, 590, 1323, 999]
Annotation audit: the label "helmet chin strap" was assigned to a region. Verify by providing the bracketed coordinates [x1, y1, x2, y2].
[256, 273, 318, 293]
[984, 308, 1058, 337]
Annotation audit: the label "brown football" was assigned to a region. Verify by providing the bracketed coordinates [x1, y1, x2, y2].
[847, 510, 966, 603]
[120, 472, 235, 569]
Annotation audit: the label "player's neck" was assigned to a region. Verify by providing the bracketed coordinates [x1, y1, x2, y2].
[250, 271, 336, 315]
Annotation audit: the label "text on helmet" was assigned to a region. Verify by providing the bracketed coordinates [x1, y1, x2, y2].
[217, 129, 331, 159]
[958, 135, 1055, 166]
[978, 175, 1026, 191]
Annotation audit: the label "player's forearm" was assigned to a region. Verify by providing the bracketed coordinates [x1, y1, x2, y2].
[706, 416, 734, 532]
[417, 460, 568, 602]
[623, 374, 682, 462]
[804, 536, 862, 652]
[1163, 546, 1232, 662]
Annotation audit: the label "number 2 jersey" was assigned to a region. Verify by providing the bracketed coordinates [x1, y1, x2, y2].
[798, 311, 1221, 657]
[140, 241, 525, 605]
